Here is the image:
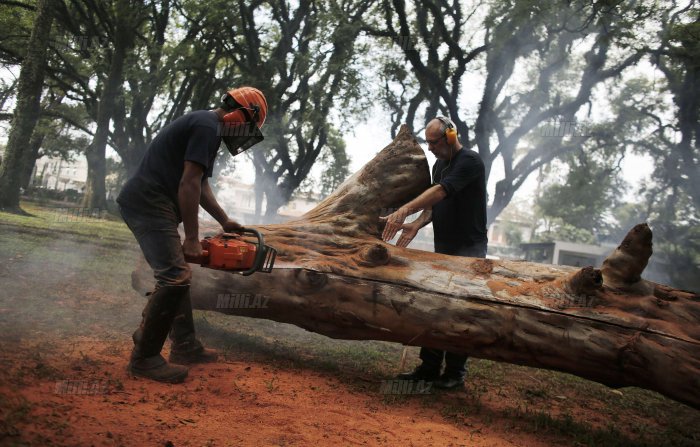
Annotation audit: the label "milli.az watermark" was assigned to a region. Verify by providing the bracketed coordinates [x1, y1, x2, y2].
[54, 379, 109, 395]
[216, 293, 269, 309]
[380, 379, 432, 395]
[53, 207, 108, 222]
[541, 286, 595, 307]
[540, 119, 590, 137]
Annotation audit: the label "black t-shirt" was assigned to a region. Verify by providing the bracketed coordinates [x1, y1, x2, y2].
[431, 148, 488, 253]
[117, 110, 222, 219]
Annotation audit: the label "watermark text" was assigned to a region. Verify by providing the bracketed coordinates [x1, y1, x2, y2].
[53, 207, 108, 222]
[540, 119, 590, 137]
[380, 379, 432, 395]
[54, 379, 109, 395]
[216, 293, 269, 309]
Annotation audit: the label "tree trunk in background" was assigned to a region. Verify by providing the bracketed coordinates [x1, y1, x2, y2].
[82, 0, 138, 210]
[0, 0, 53, 212]
[20, 129, 45, 190]
[82, 46, 126, 210]
[132, 125, 700, 410]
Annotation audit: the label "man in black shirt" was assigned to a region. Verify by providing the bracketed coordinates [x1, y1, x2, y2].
[117, 86, 268, 383]
[381, 116, 488, 390]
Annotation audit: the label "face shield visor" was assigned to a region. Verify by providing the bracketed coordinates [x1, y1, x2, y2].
[219, 92, 265, 156]
[219, 121, 264, 156]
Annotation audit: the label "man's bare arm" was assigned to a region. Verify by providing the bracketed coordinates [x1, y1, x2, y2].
[400, 185, 446, 215]
[394, 208, 433, 247]
[179, 161, 204, 242]
[178, 161, 205, 260]
[413, 208, 433, 228]
[200, 178, 228, 225]
[199, 175, 243, 233]
[381, 185, 446, 241]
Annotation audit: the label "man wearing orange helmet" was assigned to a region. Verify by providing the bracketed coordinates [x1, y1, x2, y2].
[381, 116, 488, 390]
[117, 87, 268, 383]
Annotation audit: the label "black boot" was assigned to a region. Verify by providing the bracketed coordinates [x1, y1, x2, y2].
[395, 364, 441, 381]
[434, 353, 468, 390]
[396, 350, 442, 381]
[167, 289, 218, 365]
[129, 285, 189, 383]
[396, 347, 442, 380]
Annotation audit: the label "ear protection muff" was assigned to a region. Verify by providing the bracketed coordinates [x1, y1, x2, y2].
[436, 116, 458, 145]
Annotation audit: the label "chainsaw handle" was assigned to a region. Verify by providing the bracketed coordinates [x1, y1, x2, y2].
[238, 228, 265, 276]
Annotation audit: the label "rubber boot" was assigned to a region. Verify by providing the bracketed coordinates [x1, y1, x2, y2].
[395, 364, 441, 381]
[129, 285, 189, 383]
[434, 353, 468, 390]
[167, 288, 219, 365]
[395, 347, 443, 380]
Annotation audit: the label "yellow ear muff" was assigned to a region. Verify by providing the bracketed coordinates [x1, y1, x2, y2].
[437, 116, 458, 145]
[445, 126, 457, 145]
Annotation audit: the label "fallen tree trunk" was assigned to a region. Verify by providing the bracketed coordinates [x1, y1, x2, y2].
[132, 125, 700, 409]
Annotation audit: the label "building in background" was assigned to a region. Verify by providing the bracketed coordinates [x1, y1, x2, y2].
[487, 200, 535, 259]
[207, 178, 329, 224]
[30, 155, 88, 193]
[520, 240, 610, 266]
[520, 240, 671, 285]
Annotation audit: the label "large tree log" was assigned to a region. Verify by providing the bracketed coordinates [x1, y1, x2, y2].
[132, 126, 700, 409]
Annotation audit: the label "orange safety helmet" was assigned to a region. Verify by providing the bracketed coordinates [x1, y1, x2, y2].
[219, 86, 268, 155]
[220, 86, 268, 127]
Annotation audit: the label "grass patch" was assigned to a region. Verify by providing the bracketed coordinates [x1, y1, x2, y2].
[0, 200, 134, 246]
[0, 202, 142, 339]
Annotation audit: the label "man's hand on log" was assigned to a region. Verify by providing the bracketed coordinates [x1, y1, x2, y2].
[380, 207, 411, 241]
[395, 221, 419, 247]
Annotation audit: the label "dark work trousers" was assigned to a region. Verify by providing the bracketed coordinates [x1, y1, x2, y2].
[420, 240, 488, 379]
[118, 204, 191, 288]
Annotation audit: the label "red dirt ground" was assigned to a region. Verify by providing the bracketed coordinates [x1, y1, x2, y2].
[0, 338, 554, 447]
[2, 335, 697, 447]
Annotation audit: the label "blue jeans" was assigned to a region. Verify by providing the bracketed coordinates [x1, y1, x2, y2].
[119, 205, 191, 288]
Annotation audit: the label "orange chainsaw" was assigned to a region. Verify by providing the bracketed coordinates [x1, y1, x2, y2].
[185, 228, 277, 276]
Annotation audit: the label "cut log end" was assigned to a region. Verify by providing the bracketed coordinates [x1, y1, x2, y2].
[601, 223, 654, 295]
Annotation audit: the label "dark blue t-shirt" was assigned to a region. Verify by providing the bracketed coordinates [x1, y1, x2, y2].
[117, 110, 222, 219]
[431, 148, 488, 253]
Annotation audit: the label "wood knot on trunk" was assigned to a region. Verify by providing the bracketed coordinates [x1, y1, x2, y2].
[358, 243, 390, 267]
[293, 269, 328, 293]
[471, 259, 494, 275]
[565, 266, 603, 297]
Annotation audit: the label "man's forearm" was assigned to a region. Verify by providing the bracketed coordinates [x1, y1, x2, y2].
[178, 179, 202, 241]
[401, 185, 446, 215]
[200, 181, 228, 225]
[414, 209, 432, 228]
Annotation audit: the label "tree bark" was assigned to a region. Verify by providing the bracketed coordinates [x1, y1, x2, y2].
[82, 47, 125, 210]
[131, 125, 700, 409]
[0, 0, 53, 212]
[20, 128, 45, 190]
[82, 0, 139, 210]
